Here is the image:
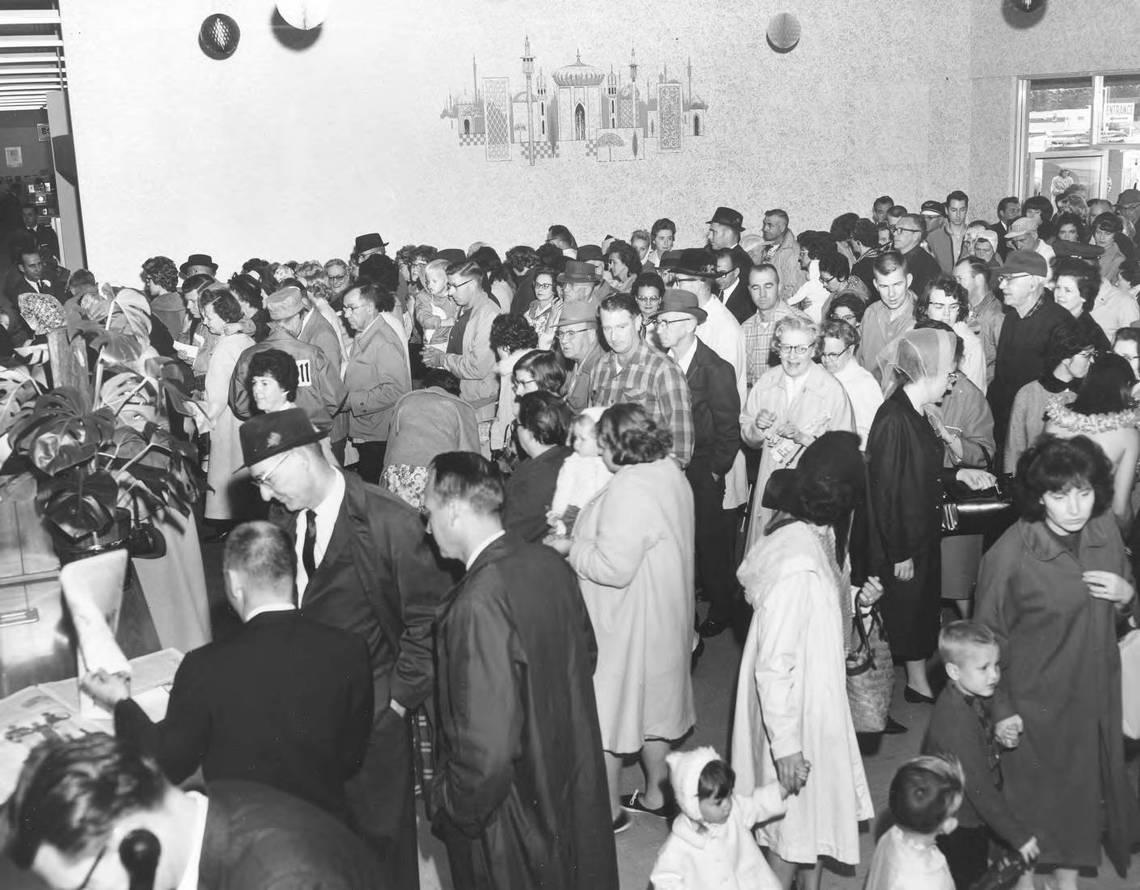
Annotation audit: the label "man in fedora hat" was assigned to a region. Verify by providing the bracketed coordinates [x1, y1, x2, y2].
[227, 286, 346, 458]
[1004, 216, 1055, 266]
[651, 289, 741, 637]
[352, 233, 387, 264]
[179, 253, 218, 280]
[987, 249, 1071, 464]
[589, 292, 693, 466]
[706, 205, 753, 288]
[558, 259, 602, 307]
[556, 300, 603, 411]
[239, 407, 452, 890]
[758, 209, 806, 301]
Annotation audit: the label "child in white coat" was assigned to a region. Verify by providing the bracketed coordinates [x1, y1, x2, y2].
[650, 746, 801, 890]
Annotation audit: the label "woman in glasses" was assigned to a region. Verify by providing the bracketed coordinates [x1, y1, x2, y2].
[740, 315, 855, 550]
[819, 318, 881, 451]
[915, 276, 986, 392]
[522, 266, 562, 349]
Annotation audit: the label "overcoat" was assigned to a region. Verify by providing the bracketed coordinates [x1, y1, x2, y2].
[975, 514, 1140, 874]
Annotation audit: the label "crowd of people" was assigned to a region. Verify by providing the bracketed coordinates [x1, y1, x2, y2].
[3, 184, 1140, 890]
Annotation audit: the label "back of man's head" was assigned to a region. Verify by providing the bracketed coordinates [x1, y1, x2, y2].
[223, 521, 297, 615]
[6, 733, 169, 870]
[428, 452, 505, 518]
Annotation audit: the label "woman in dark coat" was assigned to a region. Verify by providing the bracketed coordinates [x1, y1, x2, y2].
[867, 329, 994, 701]
[976, 436, 1140, 887]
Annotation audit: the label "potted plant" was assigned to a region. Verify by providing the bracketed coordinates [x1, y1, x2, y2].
[2, 366, 204, 563]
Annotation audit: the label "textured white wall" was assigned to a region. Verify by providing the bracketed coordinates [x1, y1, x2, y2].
[58, 1, 1134, 283]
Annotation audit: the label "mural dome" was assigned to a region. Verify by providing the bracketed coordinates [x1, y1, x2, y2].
[552, 52, 605, 88]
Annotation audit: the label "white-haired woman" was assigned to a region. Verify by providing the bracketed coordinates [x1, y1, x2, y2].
[741, 315, 855, 549]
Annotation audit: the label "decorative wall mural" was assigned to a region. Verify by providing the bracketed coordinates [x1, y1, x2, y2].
[439, 39, 710, 165]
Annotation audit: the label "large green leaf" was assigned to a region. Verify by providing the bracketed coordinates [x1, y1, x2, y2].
[37, 470, 120, 540]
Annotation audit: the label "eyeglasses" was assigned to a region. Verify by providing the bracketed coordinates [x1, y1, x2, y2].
[558, 326, 594, 337]
[446, 279, 473, 292]
[819, 275, 837, 286]
[534, 282, 554, 292]
[512, 377, 536, 390]
[778, 344, 813, 356]
[998, 273, 1030, 282]
[714, 269, 734, 278]
[652, 317, 692, 328]
[635, 295, 662, 305]
[820, 345, 851, 360]
[73, 846, 107, 890]
[890, 226, 923, 235]
[341, 302, 365, 313]
[251, 451, 293, 489]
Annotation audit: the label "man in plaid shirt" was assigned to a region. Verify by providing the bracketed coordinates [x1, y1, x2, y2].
[741, 264, 808, 390]
[588, 293, 693, 467]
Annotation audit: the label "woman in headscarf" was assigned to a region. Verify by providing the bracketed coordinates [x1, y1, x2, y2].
[730, 431, 874, 889]
[867, 329, 996, 701]
[740, 315, 855, 550]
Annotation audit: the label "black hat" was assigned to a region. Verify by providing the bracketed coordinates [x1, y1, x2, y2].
[762, 431, 865, 520]
[436, 248, 467, 266]
[354, 233, 388, 254]
[706, 206, 745, 231]
[239, 408, 327, 470]
[577, 244, 604, 262]
[658, 249, 683, 271]
[672, 247, 717, 279]
[180, 253, 218, 276]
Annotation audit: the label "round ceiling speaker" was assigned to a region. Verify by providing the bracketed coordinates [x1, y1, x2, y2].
[199, 13, 241, 60]
[767, 13, 801, 53]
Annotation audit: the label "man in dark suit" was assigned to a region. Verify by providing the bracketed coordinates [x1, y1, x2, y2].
[713, 246, 754, 324]
[241, 409, 452, 890]
[0, 248, 65, 344]
[705, 205, 753, 290]
[6, 734, 385, 890]
[423, 452, 619, 890]
[7, 206, 59, 261]
[652, 290, 742, 637]
[80, 521, 373, 822]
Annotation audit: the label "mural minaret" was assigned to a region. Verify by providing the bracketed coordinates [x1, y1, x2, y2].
[522, 36, 536, 167]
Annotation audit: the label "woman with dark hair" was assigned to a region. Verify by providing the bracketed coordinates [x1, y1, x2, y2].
[469, 244, 515, 311]
[248, 347, 298, 411]
[512, 348, 566, 396]
[489, 314, 539, 455]
[1054, 211, 1087, 243]
[505, 244, 541, 315]
[1005, 320, 1094, 471]
[867, 329, 996, 701]
[604, 239, 642, 294]
[916, 276, 985, 391]
[1119, 259, 1140, 300]
[503, 390, 573, 542]
[976, 436, 1140, 889]
[1044, 352, 1140, 527]
[1092, 211, 1129, 284]
[382, 369, 479, 509]
[197, 287, 255, 530]
[824, 292, 867, 332]
[550, 404, 695, 831]
[1049, 256, 1113, 352]
[522, 266, 562, 348]
[730, 431, 874, 889]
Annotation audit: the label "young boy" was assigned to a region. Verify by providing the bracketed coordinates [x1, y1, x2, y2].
[922, 621, 1038, 888]
[867, 754, 964, 890]
[650, 746, 803, 890]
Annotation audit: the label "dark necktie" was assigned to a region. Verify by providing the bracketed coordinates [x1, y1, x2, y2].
[301, 510, 318, 600]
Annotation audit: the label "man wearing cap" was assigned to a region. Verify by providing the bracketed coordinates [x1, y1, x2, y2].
[338, 282, 412, 484]
[589, 292, 693, 466]
[652, 290, 742, 637]
[1117, 187, 1140, 245]
[240, 407, 452, 890]
[757, 209, 806, 301]
[1005, 216, 1055, 266]
[179, 253, 218, 281]
[559, 258, 603, 307]
[557, 301, 603, 412]
[228, 286, 346, 452]
[987, 249, 1071, 465]
[713, 247, 754, 324]
[889, 213, 940, 298]
[706, 205, 753, 287]
[926, 191, 971, 273]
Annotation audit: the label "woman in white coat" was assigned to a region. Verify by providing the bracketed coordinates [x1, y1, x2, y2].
[554, 403, 696, 830]
[198, 289, 255, 526]
[730, 431, 873, 890]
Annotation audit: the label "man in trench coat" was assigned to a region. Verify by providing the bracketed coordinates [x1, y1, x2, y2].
[423, 451, 619, 890]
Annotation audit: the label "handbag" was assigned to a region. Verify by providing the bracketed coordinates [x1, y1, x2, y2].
[941, 472, 1015, 537]
[846, 605, 893, 734]
[1120, 627, 1140, 739]
[968, 854, 1027, 890]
